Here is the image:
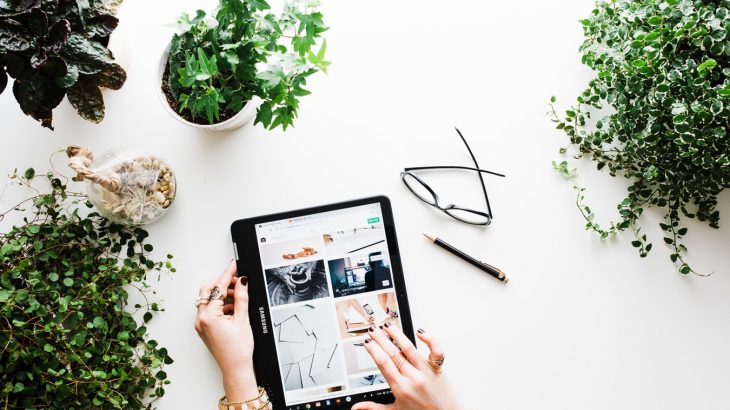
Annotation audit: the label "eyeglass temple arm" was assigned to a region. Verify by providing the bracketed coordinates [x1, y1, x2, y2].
[454, 127, 493, 218]
[403, 165, 505, 178]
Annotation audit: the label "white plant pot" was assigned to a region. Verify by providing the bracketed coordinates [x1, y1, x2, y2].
[156, 45, 262, 131]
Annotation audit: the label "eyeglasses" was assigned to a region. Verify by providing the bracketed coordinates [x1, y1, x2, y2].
[400, 128, 505, 225]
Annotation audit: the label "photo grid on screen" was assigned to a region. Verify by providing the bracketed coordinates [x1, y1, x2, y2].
[255, 204, 404, 407]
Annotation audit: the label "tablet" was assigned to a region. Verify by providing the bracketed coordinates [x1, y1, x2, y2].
[231, 196, 415, 410]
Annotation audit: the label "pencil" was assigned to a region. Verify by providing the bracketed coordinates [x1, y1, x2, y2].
[423, 233, 509, 283]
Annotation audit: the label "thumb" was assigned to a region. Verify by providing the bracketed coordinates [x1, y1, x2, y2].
[233, 275, 250, 323]
[352, 402, 393, 410]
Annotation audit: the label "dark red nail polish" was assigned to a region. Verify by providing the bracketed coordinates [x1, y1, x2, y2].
[378, 325, 384, 329]
[384, 322, 391, 328]
[240, 276, 248, 285]
[368, 326, 374, 332]
[417, 328, 424, 334]
[365, 338, 371, 344]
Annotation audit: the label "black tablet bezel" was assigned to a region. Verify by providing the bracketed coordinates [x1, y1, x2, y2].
[231, 196, 414, 410]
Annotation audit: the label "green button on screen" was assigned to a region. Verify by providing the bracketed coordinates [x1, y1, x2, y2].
[367, 217, 380, 224]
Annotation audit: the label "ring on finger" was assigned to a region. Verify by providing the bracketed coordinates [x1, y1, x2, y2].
[391, 352, 408, 371]
[208, 286, 225, 301]
[428, 355, 445, 372]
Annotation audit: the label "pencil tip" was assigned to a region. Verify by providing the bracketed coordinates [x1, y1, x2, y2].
[503, 276, 509, 284]
[422, 233, 435, 242]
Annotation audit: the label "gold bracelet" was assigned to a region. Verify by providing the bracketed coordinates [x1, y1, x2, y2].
[218, 387, 269, 410]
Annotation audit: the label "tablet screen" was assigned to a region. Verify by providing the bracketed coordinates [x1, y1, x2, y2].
[254, 203, 402, 408]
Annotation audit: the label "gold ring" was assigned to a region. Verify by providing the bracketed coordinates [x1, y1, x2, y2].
[195, 297, 210, 307]
[208, 286, 225, 301]
[428, 355, 445, 372]
[391, 352, 407, 371]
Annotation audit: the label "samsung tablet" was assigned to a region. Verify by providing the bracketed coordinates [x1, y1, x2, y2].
[231, 196, 415, 410]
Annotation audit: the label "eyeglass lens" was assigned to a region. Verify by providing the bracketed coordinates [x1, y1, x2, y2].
[402, 173, 437, 206]
[444, 208, 489, 225]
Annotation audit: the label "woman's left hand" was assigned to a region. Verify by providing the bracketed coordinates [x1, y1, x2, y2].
[194, 261, 258, 400]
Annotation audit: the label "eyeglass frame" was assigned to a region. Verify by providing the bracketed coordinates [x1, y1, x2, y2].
[400, 128, 505, 226]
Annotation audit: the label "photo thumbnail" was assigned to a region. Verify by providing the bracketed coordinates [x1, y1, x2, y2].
[271, 303, 345, 392]
[328, 251, 393, 298]
[349, 373, 386, 388]
[322, 225, 386, 257]
[265, 260, 329, 307]
[343, 340, 378, 375]
[259, 236, 322, 267]
[334, 291, 401, 338]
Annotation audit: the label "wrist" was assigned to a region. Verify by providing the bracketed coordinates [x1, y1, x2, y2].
[221, 365, 258, 402]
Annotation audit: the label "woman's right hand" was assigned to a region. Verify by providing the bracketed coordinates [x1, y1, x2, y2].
[352, 325, 462, 410]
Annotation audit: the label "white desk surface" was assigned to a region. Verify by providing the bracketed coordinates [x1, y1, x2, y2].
[2, 0, 729, 409]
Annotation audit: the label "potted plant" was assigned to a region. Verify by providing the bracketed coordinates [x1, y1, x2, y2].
[0, 0, 127, 130]
[0, 167, 174, 408]
[549, 0, 729, 275]
[158, 0, 329, 131]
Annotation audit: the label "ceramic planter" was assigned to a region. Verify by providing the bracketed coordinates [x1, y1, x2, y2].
[156, 46, 262, 131]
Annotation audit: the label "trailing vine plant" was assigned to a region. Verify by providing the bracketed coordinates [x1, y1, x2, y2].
[0, 167, 174, 408]
[549, 0, 730, 275]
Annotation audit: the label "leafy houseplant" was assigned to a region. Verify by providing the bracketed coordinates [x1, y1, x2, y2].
[0, 0, 127, 130]
[549, 0, 729, 275]
[162, 0, 329, 130]
[0, 168, 174, 408]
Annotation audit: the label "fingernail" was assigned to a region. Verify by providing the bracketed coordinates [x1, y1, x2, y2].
[378, 325, 383, 329]
[368, 326, 374, 332]
[384, 322, 391, 328]
[417, 328, 424, 334]
[240, 276, 248, 285]
[364, 338, 371, 344]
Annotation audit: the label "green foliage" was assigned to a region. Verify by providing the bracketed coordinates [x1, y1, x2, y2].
[167, 0, 329, 129]
[0, 169, 174, 408]
[549, 0, 730, 275]
[0, 0, 126, 129]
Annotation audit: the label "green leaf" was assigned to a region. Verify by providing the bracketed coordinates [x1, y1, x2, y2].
[0, 20, 32, 51]
[63, 278, 74, 286]
[24, 168, 35, 179]
[647, 16, 662, 26]
[44, 343, 54, 352]
[62, 34, 114, 73]
[93, 316, 106, 328]
[224, 50, 240, 67]
[256, 69, 282, 88]
[306, 39, 330, 73]
[57, 64, 80, 88]
[93, 63, 127, 90]
[67, 80, 105, 123]
[697, 58, 717, 74]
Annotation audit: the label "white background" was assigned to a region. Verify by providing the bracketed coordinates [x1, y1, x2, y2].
[2, 0, 729, 409]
